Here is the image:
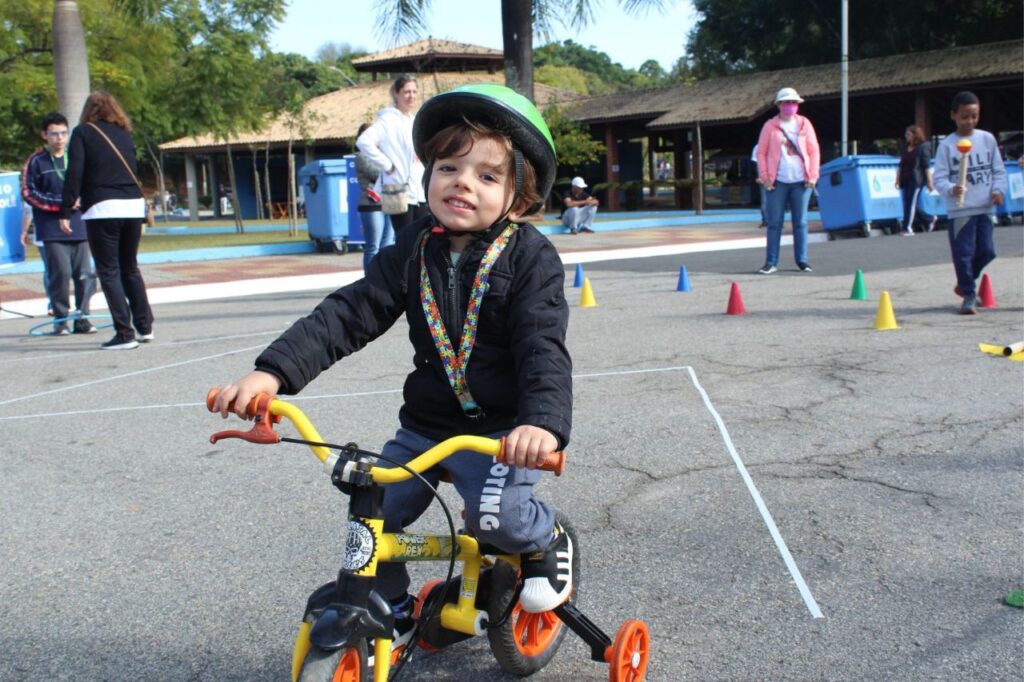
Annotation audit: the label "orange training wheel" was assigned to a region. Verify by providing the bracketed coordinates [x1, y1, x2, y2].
[606, 619, 650, 682]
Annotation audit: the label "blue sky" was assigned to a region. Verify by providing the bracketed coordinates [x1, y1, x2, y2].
[269, 0, 697, 71]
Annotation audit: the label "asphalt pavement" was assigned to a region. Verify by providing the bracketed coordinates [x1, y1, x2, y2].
[0, 226, 1021, 681]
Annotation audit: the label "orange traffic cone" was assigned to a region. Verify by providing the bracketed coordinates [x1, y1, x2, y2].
[726, 282, 747, 315]
[978, 273, 996, 308]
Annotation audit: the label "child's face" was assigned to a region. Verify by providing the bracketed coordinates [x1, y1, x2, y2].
[428, 136, 515, 233]
[951, 103, 980, 137]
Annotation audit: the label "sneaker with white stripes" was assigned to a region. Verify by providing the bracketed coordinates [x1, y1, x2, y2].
[519, 524, 573, 613]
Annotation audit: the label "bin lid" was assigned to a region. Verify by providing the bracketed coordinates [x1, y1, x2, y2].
[298, 158, 349, 177]
[821, 154, 899, 173]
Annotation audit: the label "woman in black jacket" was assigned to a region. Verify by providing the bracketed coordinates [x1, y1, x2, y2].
[61, 91, 153, 350]
[895, 124, 937, 235]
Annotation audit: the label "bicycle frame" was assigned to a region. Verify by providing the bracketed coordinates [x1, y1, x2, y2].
[207, 391, 562, 682]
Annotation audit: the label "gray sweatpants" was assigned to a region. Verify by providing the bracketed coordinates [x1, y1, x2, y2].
[377, 427, 556, 599]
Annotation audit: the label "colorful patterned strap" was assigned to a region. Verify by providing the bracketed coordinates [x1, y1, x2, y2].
[419, 224, 518, 417]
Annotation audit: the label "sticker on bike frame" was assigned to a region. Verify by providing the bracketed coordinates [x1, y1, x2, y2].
[392, 534, 460, 561]
[344, 520, 375, 571]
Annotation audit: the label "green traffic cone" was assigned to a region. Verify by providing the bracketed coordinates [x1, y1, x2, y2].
[850, 269, 868, 300]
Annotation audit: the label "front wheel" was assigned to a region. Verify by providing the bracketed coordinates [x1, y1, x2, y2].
[487, 516, 581, 676]
[297, 640, 368, 682]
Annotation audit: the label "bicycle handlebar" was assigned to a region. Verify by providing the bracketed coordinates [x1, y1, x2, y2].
[206, 389, 566, 480]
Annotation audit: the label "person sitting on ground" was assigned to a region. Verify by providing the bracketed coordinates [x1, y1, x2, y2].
[21, 112, 96, 335]
[212, 84, 575, 657]
[561, 176, 598, 234]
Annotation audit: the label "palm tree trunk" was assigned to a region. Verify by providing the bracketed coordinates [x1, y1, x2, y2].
[225, 143, 244, 233]
[501, 0, 533, 101]
[52, 0, 91, 122]
[250, 146, 264, 220]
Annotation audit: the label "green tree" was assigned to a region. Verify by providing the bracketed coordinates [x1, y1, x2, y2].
[543, 104, 604, 168]
[373, 0, 670, 100]
[687, 0, 1023, 77]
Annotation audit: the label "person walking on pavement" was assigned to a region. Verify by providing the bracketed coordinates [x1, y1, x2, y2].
[756, 87, 820, 274]
[354, 122, 394, 270]
[61, 91, 154, 350]
[895, 125, 937, 235]
[561, 176, 598, 234]
[21, 112, 96, 335]
[356, 74, 427, 233]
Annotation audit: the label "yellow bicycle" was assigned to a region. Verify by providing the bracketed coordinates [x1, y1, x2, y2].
[207, 390, 650, 682]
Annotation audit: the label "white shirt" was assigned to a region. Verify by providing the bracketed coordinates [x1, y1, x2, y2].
[356, 106, 425, 204]
[775, 118, 807, 184]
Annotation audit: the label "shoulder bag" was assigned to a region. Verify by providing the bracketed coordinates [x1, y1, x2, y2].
[87, 122, 155, 227]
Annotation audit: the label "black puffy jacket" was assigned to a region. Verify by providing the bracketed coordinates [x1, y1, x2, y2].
[255, 217, 573, 448]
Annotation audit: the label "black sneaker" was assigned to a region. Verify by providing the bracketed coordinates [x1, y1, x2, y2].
[101, 334, 139, 350]
[798, 262, 813, 273]
[519, 524, 573, 613]
[48, 325, 71, 336]
[73, 320, 97, 334]
[579, 226, 595, 233]
[757, 264, 778, 275]
[137, 332, 155, 343]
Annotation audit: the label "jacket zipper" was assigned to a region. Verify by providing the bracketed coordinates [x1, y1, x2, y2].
[443, 249, 465, 349]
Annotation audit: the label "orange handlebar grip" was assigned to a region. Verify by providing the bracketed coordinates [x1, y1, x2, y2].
[539, 450, 566, 476]
[206, 387, 262, 417]
[497, 437, 566, 476]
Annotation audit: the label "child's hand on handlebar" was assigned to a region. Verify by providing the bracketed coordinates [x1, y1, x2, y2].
[212, 370, 282, 419]
[503, 425, 558, 470]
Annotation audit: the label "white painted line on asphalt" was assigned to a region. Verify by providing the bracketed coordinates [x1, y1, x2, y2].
[0, 388, 406, 421]
[685, 366, 825, 619]
[0, 344, 268, 408]
[0, 329, 284, 366]
[560, 233, 828, 264]
[0, 233, 828, 319]
[0, 358, 824, 618]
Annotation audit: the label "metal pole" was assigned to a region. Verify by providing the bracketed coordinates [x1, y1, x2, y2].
[841, 0, 849, 156]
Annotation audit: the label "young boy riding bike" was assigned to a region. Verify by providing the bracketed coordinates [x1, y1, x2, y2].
[212, 84, 574, 653]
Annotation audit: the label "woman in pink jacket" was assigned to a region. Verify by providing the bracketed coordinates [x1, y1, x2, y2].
[755, 87, 820, 274]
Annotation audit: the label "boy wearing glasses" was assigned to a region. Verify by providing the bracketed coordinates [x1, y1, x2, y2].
[21, 112, 95, 335]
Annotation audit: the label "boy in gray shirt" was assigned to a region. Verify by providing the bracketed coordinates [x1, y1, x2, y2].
[933, 91, 1007, 315]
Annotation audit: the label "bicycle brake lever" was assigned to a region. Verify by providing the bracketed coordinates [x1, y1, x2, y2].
[209, 393, 282, 445]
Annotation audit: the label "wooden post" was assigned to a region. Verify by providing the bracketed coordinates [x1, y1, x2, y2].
[692, 123, 704, 215]
[914, 90, 929, 139]
[605, 124, 620, 211]
[674, 129, 687, 209]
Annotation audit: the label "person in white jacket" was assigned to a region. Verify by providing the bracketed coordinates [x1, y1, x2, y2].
[356, 74, 427, 232]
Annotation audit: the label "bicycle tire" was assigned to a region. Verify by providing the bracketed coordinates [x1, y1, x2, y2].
[296, 640, 368, 682]
[486, 515, 581, 677]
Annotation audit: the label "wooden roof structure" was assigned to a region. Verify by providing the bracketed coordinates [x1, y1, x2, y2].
[565, 39, 1023, 130]
[159, 73, 573, 153]
[352, 37, 503, 77]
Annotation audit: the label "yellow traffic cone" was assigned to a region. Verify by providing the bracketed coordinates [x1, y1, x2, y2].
[580, 277, 597, 307]
[873, 291, 899, 330]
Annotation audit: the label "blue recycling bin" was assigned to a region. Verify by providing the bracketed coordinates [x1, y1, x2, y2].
[996, 160, 1023, 222]
[0, 172, 26, 266]
[816, 155, 903, 237]
[299, 157, 363, 254]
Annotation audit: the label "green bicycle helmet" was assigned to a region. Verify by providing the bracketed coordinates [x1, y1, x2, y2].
[413, 84, 557, 216]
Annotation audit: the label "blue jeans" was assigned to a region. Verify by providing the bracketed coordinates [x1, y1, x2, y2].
[376, 427, 555, 599]
[764, 181, 812, 266]
[359, 209, 394, 270]
[947, 214, 995, 296]
[758, 183, 767, 224]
